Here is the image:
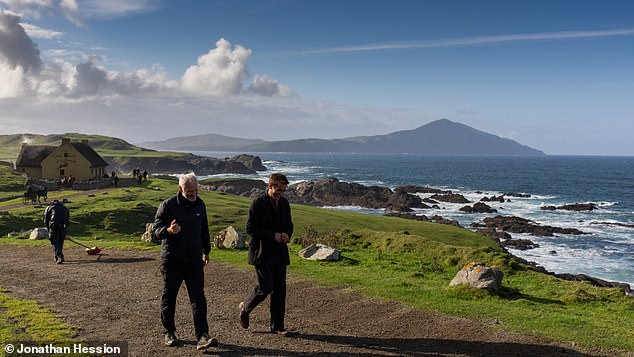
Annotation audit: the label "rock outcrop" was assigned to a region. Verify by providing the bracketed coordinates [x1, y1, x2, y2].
[430, 193, 470, 204]
[230, 154, 267, 171]
[541, 203, 598, 211]
[472, 215, 586, 236]
[105, 154, 266, 175]
[284, 178, 428, 212]
[201, 179, 266, 197]
[459, 202, 497, 214]
[384, 212, 461, 227]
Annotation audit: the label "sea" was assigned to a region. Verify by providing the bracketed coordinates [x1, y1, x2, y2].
[193, 152, 634, 287]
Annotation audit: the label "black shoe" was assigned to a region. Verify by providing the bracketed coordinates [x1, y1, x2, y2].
[271, 328, 289, 337]
[239, 302, 249, 329]
[56, 257, 63, 264]
[164, 332, 178, 347]
[196, 333, 218, 350]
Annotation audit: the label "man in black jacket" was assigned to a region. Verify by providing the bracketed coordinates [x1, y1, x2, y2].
[153, 173, 217, 350]
[239, 173, 293, 336]
[44, 199, 69, 264]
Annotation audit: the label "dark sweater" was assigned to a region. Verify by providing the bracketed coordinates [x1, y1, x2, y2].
[246, 192, 293, 265]
[153, 193, 211, 262]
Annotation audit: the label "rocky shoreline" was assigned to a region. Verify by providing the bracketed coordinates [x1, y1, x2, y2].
[200, 176, 632, 295]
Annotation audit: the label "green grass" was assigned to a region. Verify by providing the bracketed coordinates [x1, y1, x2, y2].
[0, 169, 633, 355]
[0, 287, 77, 347]
[0, 133, 186, 162]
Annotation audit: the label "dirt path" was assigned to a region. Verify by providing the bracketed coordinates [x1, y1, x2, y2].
[0, 245, 607, 357]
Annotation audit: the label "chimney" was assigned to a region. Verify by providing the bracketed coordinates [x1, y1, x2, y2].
[81, 139, 88, 144]
[62, 138, 71, 145]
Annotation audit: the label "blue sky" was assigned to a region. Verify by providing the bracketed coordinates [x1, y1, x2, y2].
[1, 0, 633, 155]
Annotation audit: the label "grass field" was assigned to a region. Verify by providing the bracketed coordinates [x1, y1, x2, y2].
[0, 165, 633, 355]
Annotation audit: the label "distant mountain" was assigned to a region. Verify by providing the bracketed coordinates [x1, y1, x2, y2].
[140, 133, 265, 151]
[142, 119, 545, 156]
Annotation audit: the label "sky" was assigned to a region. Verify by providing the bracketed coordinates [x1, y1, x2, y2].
[1, 0, 633, 155]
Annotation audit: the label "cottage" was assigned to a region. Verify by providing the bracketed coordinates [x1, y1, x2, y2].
[16, 138, 108, 181]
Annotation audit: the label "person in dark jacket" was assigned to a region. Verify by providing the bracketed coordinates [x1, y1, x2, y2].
[44, 199, 69, 264]
[153, 173, 217, 350]
[239, 173, 293, 336]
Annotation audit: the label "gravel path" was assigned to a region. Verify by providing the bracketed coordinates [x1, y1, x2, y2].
[0, 245, 605, 357]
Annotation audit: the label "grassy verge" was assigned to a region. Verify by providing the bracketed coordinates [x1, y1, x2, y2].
[0, 287, 77, 350]
[0, 171, 633, 355]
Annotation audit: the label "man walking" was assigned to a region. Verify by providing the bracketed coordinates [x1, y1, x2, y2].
[153, 172, 217, 350]
[44, 199, 69, 264]
[239, 173, 293, 336]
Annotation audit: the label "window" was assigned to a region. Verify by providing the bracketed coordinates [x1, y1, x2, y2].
[60, 169, 65, 176]
[63, 153, 68, 157]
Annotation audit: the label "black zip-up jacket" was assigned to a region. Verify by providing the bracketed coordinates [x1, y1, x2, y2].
[246, 192, 293, 266]
[153, 193, 211, 262]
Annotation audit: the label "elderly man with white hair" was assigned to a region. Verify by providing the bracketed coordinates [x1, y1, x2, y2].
[153, 172, 216, 350]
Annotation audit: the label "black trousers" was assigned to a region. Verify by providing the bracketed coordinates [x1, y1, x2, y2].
[48, 226, 66, 260]
[160, 259, 208, 338]
[243, 263, 287, 331]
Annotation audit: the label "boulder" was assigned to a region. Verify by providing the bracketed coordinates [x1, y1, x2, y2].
[473, 215, 586, 236]
[141, 223, 160, 244]
[541, 203, 598, 211]
[450, 263, 504, 293]
[298, 243, 341, 261]
[480, 195, 505, 203]
[430, 193, 470, 203]
[29, 227, 48, 240]
[477, 228, 512, 243]
[500, 238, 539, 250]
[459, 202, 497, 214]
[214, 226, 245, 249]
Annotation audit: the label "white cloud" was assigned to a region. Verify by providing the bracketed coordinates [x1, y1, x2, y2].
[181, 38, 252, 97]
[1, 14, 290, 100]
[59, 0, 82, 27]
[247, 74, 293, 97]
[20, 21, 62, 38]
[78, 0, 159, 19]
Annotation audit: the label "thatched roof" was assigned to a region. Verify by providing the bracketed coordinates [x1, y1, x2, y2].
[15, 145, 55, 167]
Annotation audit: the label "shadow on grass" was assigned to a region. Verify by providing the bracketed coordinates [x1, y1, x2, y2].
[498, 286, 566, 306]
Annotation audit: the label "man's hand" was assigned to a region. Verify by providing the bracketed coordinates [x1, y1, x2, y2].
[167, 219, 180, 235]
[203, 254, 209, 265]
[275, 232, 290, 244]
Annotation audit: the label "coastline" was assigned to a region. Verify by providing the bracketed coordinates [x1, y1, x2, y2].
[195, 152, 634, 289]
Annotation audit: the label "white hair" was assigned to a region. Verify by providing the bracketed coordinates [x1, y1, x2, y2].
[178, 172, 197, 187]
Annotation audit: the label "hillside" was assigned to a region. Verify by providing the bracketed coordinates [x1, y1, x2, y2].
[0, 133, 165, 162]
[141, 133, 265, 151]
[141, 119, 545, 155]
